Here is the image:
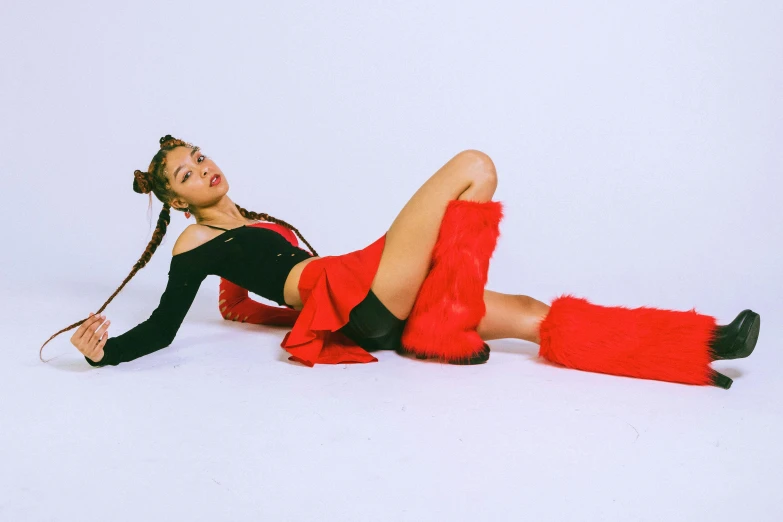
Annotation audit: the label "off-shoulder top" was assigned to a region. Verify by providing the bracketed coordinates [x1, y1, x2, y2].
[85, 222, 314, 367]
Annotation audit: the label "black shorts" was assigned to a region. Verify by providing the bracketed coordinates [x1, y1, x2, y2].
[337, 289, 407, 352]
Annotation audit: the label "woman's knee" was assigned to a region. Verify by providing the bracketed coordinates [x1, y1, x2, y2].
[454, 149, 497, 186]
[452, 150, 497, 201]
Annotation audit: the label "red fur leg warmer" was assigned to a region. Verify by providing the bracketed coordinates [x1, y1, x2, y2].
[537, 294, 724, 387]
[400, 199, 504, 362]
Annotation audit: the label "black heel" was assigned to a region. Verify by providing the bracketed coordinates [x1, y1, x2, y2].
[709, 310, 761, 361]
[711, 371, 733, 389]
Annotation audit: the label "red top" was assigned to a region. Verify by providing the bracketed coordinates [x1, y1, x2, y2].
[219, 222, 385, 366]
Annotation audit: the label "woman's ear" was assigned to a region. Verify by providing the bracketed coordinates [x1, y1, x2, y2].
[170, 198, 188, 212]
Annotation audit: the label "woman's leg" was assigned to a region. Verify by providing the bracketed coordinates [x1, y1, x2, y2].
[370, 149, 498, 320]
[477, 290, 550, 344]
[477, 291, 735, 388]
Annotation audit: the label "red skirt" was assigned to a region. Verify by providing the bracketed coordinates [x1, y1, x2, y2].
[280, 233, 387, 366]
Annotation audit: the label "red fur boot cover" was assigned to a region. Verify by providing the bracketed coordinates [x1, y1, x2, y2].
[400, 199, 504, 362]
[537, 294, 720, 386]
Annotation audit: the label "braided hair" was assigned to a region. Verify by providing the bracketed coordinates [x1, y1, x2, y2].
[39, 134, 318, 362]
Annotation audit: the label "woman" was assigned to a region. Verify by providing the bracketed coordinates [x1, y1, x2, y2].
[40, 135, 760, 389]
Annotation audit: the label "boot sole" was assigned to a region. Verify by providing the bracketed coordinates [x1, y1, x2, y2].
[400, 343, 491, 365]
[446, 343, 491, 365]
[713, 311, 761, 360]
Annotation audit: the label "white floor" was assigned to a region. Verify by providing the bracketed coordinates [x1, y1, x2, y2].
[3, 282, 781, 522]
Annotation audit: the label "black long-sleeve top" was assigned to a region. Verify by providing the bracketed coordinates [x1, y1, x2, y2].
[85, 224, 314, 367]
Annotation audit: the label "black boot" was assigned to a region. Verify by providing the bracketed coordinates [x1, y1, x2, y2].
[406, 343, 491, 365]
[447, 342, 491, 365]
[709, 309, 761, 361]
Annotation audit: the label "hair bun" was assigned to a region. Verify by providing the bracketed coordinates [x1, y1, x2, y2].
[159, 134, 173, 145]
[133, 169, 152, 194]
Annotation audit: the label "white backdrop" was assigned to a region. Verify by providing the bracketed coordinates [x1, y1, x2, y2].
[1, 1, 781, 521]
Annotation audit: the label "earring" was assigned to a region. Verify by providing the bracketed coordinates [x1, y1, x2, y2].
[184, 208, 191, 219]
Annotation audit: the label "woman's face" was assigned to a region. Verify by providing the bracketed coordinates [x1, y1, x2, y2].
[166, 145, 228, 211]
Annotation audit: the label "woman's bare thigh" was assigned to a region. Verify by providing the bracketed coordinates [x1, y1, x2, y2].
[370, 149, 498, 320]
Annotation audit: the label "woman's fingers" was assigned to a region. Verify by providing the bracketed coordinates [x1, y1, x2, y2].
[85, 316, 110, 362]
[73, 313, 104, 342]
[70, 312, 110, 359]
[71, 314, 103, 349]
[88, 329, 108, 363]
[90, 317, 110, 345]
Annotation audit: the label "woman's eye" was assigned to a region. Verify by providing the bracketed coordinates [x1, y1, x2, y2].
[182, 155, 207, 182]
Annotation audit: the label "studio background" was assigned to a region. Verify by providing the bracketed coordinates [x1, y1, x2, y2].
[1, 1, 780, 521]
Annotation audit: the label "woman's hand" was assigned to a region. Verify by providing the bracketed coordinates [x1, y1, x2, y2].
[71, 312, 110, 364]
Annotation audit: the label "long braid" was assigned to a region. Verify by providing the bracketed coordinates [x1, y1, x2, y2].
[234, 204, 319, 258]
[40, 134, 319, 363]
[38, 204, 173, 362]
[39, 136, 192, 361]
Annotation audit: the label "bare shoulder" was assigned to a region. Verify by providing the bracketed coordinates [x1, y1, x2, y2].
[172, 225, 213, 256]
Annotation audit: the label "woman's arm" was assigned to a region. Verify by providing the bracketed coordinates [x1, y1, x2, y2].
[85, 260, 208, 367]
[219, 278, 300, 326]
[217, 222, 302, 326]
